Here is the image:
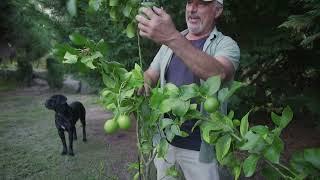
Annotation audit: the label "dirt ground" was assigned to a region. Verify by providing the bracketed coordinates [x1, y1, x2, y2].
[1, 84, 319, 180]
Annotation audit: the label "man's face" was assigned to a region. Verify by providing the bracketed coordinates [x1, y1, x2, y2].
[185, 0, 221, 36]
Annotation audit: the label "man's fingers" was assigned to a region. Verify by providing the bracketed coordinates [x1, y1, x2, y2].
[137, 87, 144, 96]
[139, 30, 149, 38]
[140, 7, 156, 19]
[137, 84, 151, 96]
[152, 6, 165, 17]
[137, 23, 149, 33]
[135, 14, 150, 26]
[144, 84, 150, 96]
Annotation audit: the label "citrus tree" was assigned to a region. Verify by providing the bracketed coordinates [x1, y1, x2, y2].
[53, 0, 320, 179]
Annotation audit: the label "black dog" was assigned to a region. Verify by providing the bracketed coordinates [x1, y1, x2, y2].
[45, 94, 87, 156]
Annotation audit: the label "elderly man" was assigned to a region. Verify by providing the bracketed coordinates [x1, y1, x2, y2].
[136, 0, 240, 179]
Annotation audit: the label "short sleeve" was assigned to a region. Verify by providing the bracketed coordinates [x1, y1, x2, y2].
[214, 37, 240, 70]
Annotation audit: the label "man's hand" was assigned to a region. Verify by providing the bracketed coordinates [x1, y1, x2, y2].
[137, 82, 151, 96]
[135, 6, 180, 45]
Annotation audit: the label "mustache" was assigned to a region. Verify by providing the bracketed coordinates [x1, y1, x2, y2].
[187, 14, 200, 19]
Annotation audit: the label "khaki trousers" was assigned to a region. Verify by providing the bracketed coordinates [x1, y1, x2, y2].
[154, 144, 220, 180]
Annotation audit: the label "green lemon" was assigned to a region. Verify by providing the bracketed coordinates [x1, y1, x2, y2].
[104, 119, 119, 134]
[117, 115, 131, 130]
[204, 97, 220, 113]
[233, 119, 241, 126]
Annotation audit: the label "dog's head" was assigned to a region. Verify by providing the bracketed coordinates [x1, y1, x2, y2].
[45, 94, 67, 111]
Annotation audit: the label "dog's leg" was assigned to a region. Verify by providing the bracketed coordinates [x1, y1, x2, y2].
[58, 130, 67, 155]
[73, 128, 77, 140]
[82, 125, 87, 142]
[68, 129, 74, 156]
[80, 111, 87, 142]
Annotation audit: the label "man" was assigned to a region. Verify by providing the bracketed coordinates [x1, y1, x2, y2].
[136, 0, 240, 179]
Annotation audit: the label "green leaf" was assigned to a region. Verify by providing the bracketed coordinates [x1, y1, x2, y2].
[128, 64, 144, 88]
[121, 88, 135, 99]
[67, 0, 77, 17]
[89, 0, 102, 11]
[304, 148, 320, 169]
[157, 138, 169, 158]
[63, 52, 78, 64]
[251, 125, 269, 136]
[203, 76, 221, 96]
[215, 134, 232, 163]
[263, 136, 284, 164]
[243, 154, 260, 177]
[80, 51, 103, 69]
[109, 7, 118, 20]
[96, 39, 109, 56]
[220, 152, 236, 166]
[180, 83, 200, 100]
[240, 111, 250, 137]
[271, 112, 281, 127]
[141, 141, 153, 154]
[261, 165, 282, 180]
[223, 116, 234, 129]
[52, 43, 78, 59]
[165, 127, 175, 142]
[172, 99, 190, 117]
[102, 73, 116, 88]
[126, 21, 136, 38]
[239, 131, 260, 151]
[218, 81, 244, 102]
[166, 165, 179, 178]
[69, 32, 87, 46]
[171, 124, 181, 136]
[233, 165, 241, 180]
[280, 106, 293, 129]
[150, 88, 166, 109]
[159, 98, 175, 113]
[123, 3, 133, 17]
[164, 83, 180, 97]
[160, 118, 173, 130]
[109, 0, 119, 6]
[227, 110, 234, 120]
[290, 150, 319, 175]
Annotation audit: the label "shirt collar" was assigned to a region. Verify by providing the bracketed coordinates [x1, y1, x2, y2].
[181, 26, 219, 40]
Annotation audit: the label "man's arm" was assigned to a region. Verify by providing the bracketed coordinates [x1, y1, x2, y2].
[136, 7, 235, 81]
[167, 33, 235, 81]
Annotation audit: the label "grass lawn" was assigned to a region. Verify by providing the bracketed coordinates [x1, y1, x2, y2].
[0, 92, 137, 180]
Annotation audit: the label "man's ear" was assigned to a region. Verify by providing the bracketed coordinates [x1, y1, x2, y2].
[215, 7, 223, 19]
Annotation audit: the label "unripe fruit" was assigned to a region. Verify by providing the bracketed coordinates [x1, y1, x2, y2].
[204, 97, 219, 113]
[117, 115, 131, 130]
[104, 119, 119, 134]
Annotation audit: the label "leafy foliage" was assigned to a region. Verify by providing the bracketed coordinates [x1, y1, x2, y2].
[47, 58, 64, 89]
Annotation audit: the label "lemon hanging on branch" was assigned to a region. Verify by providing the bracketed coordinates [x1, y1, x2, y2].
[204, 96, 220, 113]
[104, 119, 119, 134]
[117, 115, 131, 130]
